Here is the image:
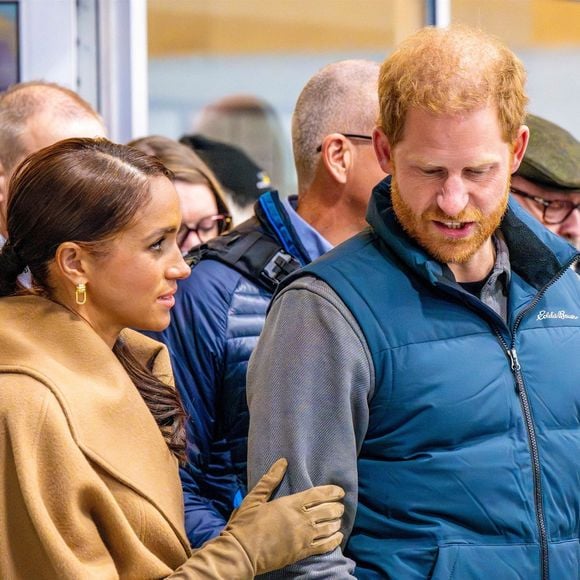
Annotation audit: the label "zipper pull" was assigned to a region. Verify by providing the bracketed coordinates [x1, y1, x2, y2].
[507, 348, 521, 372]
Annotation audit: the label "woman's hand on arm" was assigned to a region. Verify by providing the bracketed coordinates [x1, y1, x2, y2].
[171, 458, 344, 579]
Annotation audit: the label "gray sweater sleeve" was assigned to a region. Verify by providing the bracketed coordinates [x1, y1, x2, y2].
[247, 276, 374, 579]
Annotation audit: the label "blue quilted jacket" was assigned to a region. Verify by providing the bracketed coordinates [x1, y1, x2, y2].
[151, 191, 316, 547]
[301, 179, 580, 579]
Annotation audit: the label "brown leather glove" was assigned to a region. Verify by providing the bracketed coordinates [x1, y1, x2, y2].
[171, 458, 344, 579]
[222, 457, 345, 575]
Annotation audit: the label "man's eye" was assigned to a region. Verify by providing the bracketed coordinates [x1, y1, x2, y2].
[466, 165, 494, 178]
[421, 168, 442, 176]
[547, 200, 568, 210]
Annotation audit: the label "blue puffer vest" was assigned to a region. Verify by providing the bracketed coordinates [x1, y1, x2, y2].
[302, 180, 580, 579]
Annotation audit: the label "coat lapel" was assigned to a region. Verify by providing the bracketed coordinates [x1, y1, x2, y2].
[0, 296, 190, 553]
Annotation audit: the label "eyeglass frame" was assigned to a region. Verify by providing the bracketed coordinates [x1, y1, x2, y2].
[315, 133, 373, 153]
[177, 214, 232, 248]
[510, 186, 580, 225]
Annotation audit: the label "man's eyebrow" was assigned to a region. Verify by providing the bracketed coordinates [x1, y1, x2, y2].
[407, 157, 500, 169]
[465, 160, 499, 168]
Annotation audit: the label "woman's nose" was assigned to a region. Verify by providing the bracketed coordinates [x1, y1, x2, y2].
[168, 248, 191, 280]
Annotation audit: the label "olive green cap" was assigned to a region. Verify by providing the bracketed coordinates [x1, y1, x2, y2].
[517, 114, 580, 191]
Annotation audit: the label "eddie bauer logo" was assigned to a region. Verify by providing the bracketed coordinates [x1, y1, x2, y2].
[537, 310, 579, 321]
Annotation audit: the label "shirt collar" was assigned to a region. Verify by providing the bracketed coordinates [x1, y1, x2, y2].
[492, 230, 512, 287]
[282, 195, 333, 261]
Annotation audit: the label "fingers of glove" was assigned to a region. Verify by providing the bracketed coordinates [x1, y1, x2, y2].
[284, 532, 344, 571]
[303, 500, 344, 523]
[296, 484, 345, 509]
[312, 518, 342, 541]
[309, 531, 344, 554]
[243, 458, 288, 505]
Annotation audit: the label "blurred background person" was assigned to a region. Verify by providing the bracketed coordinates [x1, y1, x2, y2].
[191, 94, 292, 196]
[0, 137, 344, 579]
[152, 59, 385, 549]
[179, 133, 272, 224]
[511, 114, 580, 252]
[129, 135, 232, 254]
[0, 80, 106, 244]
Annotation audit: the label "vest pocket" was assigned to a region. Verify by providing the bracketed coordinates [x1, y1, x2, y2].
[548, 539, 580, 579]
[430, 543, 539, 579]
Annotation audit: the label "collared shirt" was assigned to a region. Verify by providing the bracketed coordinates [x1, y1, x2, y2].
[454, 233, 511, 322]
[282, 195, 333, 261]
[480, 232, 511, 321]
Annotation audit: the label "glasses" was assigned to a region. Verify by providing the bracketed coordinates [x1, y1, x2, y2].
[316, 133, 372, 153]
[510, 187, 580, 225]
[177, 214, 232, 249]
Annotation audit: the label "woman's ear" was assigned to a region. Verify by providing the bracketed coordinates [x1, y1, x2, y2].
[53, 242, 90, 286]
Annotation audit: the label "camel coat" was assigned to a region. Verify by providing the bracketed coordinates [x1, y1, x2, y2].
[0, 295, 253, 579]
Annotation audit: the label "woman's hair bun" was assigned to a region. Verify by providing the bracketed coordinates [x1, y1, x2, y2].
[0, 242, 25, 295]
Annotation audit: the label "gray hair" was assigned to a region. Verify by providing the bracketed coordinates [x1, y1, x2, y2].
[0, 81, 104, 175]
[292, 59, 380, 192]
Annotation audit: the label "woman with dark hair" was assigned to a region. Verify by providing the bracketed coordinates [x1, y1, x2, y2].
[0, 138, 344, 579]
[129, 135, 232, 254]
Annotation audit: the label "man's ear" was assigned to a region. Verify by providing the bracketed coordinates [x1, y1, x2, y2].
[510, 124, 530, 174]
[320, 133, 350, 185]
[53, 242, 90, 286]
[373, 127, 394, 174]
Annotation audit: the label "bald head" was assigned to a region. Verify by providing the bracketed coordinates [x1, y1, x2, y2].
[0, 81, 106, 174]
[292, 60, 380, 192]
[0, 81, 106, 235]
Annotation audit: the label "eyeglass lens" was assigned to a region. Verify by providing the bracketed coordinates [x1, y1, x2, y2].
[543, 200, 580, 225]
[511, 187, 580, 225]
[177, 215, 230, 246]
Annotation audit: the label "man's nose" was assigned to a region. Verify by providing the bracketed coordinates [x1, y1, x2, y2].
[437, 176, 469, 217]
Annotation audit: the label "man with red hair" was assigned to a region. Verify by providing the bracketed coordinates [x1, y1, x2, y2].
[248, 26, 580, 578]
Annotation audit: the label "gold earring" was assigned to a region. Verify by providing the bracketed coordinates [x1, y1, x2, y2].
[75, 283, 87, 305]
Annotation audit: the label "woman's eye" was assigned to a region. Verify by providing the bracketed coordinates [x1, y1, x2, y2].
[199, 225, 217, 234]
[197, 219, 217, 233]
[150, 237, 165, 251]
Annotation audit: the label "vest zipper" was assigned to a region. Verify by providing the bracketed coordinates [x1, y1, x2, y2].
[502, 341, 549, 580]
[492, 254, 578, 580]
